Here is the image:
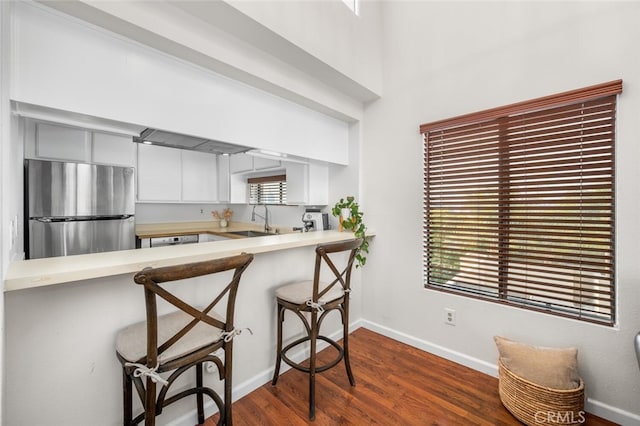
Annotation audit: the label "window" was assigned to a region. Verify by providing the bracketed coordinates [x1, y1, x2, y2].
[249, 174, 287, 205]
[421, 80, 622, 325]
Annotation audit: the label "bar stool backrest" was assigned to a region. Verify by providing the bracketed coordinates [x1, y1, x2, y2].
[133, 253, 254, 368]
[311, 238, 363, 304]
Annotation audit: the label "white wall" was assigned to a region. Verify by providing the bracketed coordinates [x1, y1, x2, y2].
[11, 2, 350, 165]
[361, 2, 640, 423]
[226, 0, 383, 99]
[0, 3, 8, 423]
[0, 1, 21, 422]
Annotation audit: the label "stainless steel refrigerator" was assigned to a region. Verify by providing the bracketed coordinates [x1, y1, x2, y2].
[25, 159, 135, 259]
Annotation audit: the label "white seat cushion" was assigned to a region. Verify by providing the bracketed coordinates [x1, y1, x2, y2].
[275, 280, 344, 305]
[116, 309, 225, 364]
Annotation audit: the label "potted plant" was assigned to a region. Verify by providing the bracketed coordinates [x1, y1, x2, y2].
[332, 196, 369, 268]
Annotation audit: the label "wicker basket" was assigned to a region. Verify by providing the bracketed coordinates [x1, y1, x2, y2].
[498, 358, 585, 426]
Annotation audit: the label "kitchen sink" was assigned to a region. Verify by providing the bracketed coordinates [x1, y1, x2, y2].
[226, 230, 274, 238]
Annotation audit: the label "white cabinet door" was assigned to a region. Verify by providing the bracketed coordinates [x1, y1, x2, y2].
[138, 145, 222, 203]
[217, 155, 230, 203]
[286, 163, 308, 205]
[229, 153, 254, 174]
[137, 144, 181, 201]
[25, 119, 136, 166]
[181, 150, 218, 202]
[230, 153, 282, 173]
[229, 173, 248, 203]
[34, 122, 90, 162]
[286, 162, 328, 205]
[307, 163, 329, 205]
[92, 132, 135, 167]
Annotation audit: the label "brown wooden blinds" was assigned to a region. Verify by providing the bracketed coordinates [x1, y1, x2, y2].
[421, 80, 622, 325]
[249, 174, 287, 205]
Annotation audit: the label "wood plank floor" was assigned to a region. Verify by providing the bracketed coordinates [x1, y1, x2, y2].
[204, 328, 617, 425]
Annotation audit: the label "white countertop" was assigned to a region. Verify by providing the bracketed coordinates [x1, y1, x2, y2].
[4, 229, 365, 292]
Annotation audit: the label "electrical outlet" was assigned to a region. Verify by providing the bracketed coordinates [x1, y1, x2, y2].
[444, 308, 456, 326]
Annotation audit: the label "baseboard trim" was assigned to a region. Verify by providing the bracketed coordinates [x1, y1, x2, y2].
[167, 319, 639, 426]
[585, 398, 640, 426]
[360, 319, 498, 377]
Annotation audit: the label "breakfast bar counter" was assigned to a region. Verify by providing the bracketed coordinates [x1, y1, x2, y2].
[4, 228, 363, 292]
[4, 223, 373, 426]
[4, 211, 378, 426]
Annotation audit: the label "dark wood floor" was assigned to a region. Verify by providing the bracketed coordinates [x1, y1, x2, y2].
[204, 327, 617, 425]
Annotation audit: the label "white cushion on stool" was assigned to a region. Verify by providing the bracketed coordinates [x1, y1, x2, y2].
[275, 280, 345, 305]
[116, 309, 225, 364]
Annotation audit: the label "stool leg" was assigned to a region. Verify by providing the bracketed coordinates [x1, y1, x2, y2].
[123, 367, 133, 426]
[144, 379, 156, 426]
[309, 310, 318, 421]
[196, 363, 205, 425]
[271, 303, 284, 386]
[224, 341, 234, 426]
[342, 306, 356, 386]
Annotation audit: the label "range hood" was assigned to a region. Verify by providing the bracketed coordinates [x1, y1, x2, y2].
[134, 128, 252, 155]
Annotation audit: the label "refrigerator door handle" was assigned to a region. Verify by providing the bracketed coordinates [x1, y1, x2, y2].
[90, 214, 135, 221]
[32, 215, 134, 223]
[33, 217, 53, 223]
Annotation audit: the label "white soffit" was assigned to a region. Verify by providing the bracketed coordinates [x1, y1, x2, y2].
[36, 0, 369, 122]
[168, 0, 379, 102]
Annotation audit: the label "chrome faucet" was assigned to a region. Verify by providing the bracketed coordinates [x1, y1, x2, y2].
[251, 204, 271, 232]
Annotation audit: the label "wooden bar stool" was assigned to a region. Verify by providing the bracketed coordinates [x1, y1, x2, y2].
[271, 238, 362, 420]
[116, 253, 254, 426]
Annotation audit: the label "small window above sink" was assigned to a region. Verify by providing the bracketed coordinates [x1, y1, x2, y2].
[249, 174, 287, 205]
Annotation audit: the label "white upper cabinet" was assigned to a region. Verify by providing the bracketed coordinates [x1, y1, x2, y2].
[229, 153, 254, 174]
[30, 121, 90, 162]
[307, 163, 329, 206]
[181, 150, 218, 202]
[286, 162, 328, 206]
[24, 119, 135, 167]
[92, 132, 135, 167]
[217, 155, 231, 203]
[229, 173, 248, 204]
[137, 144, 222, 203]
[137, 144, 182, 202]
[229, 153, 281, 174]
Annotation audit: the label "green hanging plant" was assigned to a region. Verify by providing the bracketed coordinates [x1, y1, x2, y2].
[332, 196, 369, 268]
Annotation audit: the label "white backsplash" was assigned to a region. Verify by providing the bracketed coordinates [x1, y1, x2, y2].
[135, 203, 335, 231]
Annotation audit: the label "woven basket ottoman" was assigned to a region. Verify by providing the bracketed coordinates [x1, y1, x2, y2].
[498, 358, 585, 426]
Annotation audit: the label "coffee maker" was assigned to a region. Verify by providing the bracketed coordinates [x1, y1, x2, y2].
[299, 209, 329, 232]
